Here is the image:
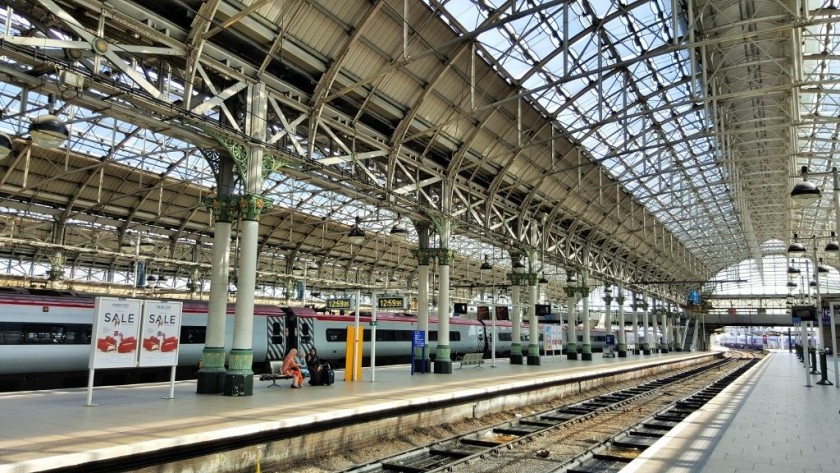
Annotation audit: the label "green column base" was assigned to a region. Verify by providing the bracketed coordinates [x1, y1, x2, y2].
[527, 344, 540, 365]
[196, 346, 227, 394]
[642, 342, 651, 355]
[222, 372, 253, 396]
[617, 343, 627, 358]
[675, 347, 683, 352]
[510, 343, 523, 364]
[434, 360, 453, 374]
[660, 346, 669, 353]
[434, 345, 452, 374]
[197, 371, 226, 394]
[581, 344, 592, 361]
[566, 342, 578, 360]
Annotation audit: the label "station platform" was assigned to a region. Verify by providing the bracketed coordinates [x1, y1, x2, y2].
[0, 351, 713, 473]
[622, 350, 840, 473]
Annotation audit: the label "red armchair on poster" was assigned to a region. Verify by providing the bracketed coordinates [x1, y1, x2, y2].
[161, 337, 178, 352]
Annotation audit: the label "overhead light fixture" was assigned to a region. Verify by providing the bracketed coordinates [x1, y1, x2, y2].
[480, 254, 493, 272]
[389, 274, 399, 283]
[538, 273, 549, 285]
[146, 275, 157, 282]
[818, 259, 830, 273]
[347, 216, 365, 245]
[810, 280, 818, 287]
[389, 214, 408, 239]
[292, 265, 303, 276]
[139, 237, 155, 252]
[787, 266, 801, 274]
[787, 281, 797, 288]
[0, 132, 12, 160]
[158, 275, 168, 282]
[28, 114, 69, 148]
[566, 271, 577, 283]
[512, 256, 526, 272]
[787, 233, 807, 253]
[375, 277, 384, 284]
[826, 232, 840, 252]
[790, 166, 822, 205]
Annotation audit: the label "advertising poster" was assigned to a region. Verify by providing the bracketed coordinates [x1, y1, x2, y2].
[138, 300, 183, 367]
[90, 297, 142, 369]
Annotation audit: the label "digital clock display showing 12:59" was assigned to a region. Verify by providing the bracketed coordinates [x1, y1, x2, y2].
[377, 296, 406, 309]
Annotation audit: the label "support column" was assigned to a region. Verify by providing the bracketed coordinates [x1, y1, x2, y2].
[412, 236, 433, 373]
[565, 287, 578, 360]
[581, 271, 592, 361]
[224, 83, 270, 397]
[197, 197, 234, 394]
[650, 300, 660, 353]
[660, 307, 669, 353]
[527, 273, 540, 365]
[631, 298, 639, 355]
[640, 293, 651, 354]
[617, 285, 627, 357]
[674, 311, 683, 351]
[510, 284, 523, 364]
[433, 217, 454, 374]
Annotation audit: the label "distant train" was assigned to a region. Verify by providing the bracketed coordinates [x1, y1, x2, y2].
[0, 287, 624, 391]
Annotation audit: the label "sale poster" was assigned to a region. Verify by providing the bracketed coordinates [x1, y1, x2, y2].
[138, 301, 183, 367]
[90, 297, 143, 369]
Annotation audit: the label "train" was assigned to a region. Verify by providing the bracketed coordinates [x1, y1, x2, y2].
[0, 287, 626, 391]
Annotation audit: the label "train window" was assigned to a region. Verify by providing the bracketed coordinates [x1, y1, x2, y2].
[326, 329, 343, 342]
[429, 331, 437, 342]
[0, 322, 24, 344]
[498, 333, 512, 342]
[272, 322, 281, 336]
[23, 325, 66, 344]
[180, 326, 206, 344]
[450, 331, 460, 342]
[577, 335, 583, 342]
[301, 323, 310, 336]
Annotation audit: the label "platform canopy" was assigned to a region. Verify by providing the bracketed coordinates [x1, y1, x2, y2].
[0, 0, 837, 305]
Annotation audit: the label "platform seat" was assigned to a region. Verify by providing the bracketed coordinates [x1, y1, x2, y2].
[259, 360, 293, 388]
[455, 352, 484, 368]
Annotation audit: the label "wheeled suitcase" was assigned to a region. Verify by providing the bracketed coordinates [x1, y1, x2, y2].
[323, 363, 335, 385]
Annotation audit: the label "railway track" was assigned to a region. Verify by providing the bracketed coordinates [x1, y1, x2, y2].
[341, 354, 758, 473]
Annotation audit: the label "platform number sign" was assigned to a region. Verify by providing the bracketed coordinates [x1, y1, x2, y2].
[327, 298, 353, 310]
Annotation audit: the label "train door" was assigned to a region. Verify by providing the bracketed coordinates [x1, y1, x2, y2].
[266, 316, 286, 361]
[297, 316, 315, 356]
[285, 315, 298, 355]
[478, 321, 490, 357]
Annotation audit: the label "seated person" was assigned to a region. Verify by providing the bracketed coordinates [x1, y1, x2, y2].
[282, 348, 304, 388]
[306, 347, 323, 385]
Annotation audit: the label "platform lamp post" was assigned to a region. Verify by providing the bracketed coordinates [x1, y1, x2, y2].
[792, 167, 840, 387]
[120, 234, 155, 297]
[787, 235, 812, 386]
[824, 233, 840, 387]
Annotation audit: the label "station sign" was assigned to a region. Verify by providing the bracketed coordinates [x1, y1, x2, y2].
[377, 295, 406, 310]
[326, 297, 353, 309]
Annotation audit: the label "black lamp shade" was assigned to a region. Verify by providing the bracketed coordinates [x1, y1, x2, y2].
[790, 180, 821, 205]
[787, 242, 807, 253]
[348, 216, 365, 245]
[29, 115, 69, 148]
[0, 132, 12, 160]
[787, 281, 797, 288]
[787, 266, 801, 274]
[512, 258, 526, 271]
[538, 275, 549, 284]
[480, 255, 492, 272]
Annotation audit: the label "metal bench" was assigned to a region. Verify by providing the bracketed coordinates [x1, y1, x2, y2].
[259, 360, 293, 388]
[603, 345, 616, 358]
[456, 352, 485, 368]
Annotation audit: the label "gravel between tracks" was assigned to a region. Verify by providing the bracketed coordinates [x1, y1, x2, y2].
[263, 354, 760, 472]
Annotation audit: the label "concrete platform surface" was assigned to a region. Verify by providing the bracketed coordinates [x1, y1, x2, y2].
[622, 351, 840, 473]
[0, 352, 709, 473]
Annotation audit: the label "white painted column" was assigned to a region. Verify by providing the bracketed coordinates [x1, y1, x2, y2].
[527, 280, 540, 365]
[511, 285, 522, 363]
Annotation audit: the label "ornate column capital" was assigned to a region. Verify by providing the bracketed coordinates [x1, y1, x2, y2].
[616, 295, 626, 305]
[237, 193, 273, 221]
[412, 248, 437, 266]
[204, 195, 236, 223]
[564, 286, 578, 298]
[508, 272, 539, 286]
[432, 248, 456, 265]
